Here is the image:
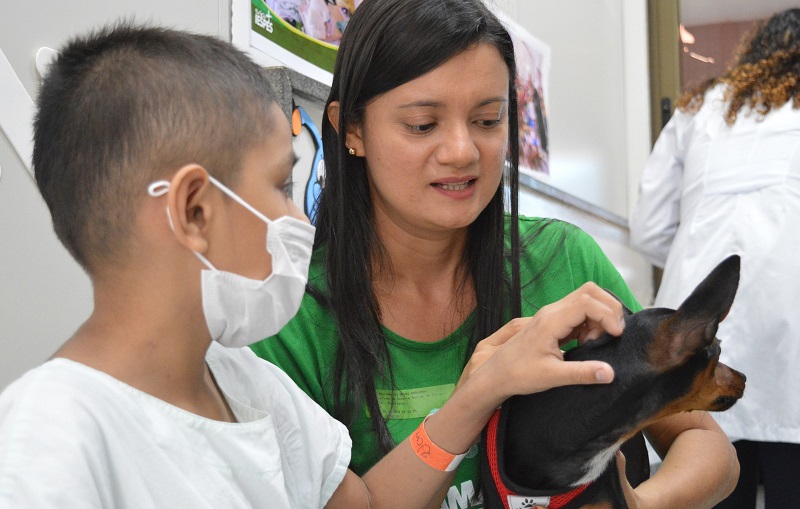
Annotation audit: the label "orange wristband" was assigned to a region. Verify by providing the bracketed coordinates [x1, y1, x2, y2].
[410, 416, 467, 472]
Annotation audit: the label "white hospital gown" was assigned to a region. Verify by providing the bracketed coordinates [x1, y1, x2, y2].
[0, 341, 351, 508]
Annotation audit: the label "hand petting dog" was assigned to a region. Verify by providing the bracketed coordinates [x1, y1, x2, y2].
[457, 281, 623, 398]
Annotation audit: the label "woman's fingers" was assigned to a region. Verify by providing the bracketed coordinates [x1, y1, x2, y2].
[482, 282, 625, 397]
[581, 289, 626, 341]
[481, 317, 531, 346]
[550, 358, 615, 386]
[456, 318, 532, 391]
[534, 283, 625, 344]
[508, 352, 614, 393]
[565, 283, 625, 337]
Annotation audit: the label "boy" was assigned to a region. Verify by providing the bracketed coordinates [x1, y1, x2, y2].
[0, 23, 621, 508]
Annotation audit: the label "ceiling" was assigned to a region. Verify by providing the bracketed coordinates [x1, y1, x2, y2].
[680, 0, 800, 26]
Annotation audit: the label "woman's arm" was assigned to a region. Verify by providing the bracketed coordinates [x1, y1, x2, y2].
[620, 412, 738, 509]
[325, 282, 624, 509]
[629, 112, 689, 269]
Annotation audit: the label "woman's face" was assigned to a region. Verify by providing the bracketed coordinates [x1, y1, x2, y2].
[351, 43, 510, 237]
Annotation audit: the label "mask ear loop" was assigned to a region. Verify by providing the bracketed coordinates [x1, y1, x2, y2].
[147, 181, 174, 230]
[147, 180, 170, 197]
[147, 179, 218, 273]
[207, 175, 272, 225]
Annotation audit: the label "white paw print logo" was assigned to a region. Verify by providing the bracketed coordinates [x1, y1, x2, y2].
[507, 495, 550, 509]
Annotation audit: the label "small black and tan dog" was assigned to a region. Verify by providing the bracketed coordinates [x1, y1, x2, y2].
[481, 255, 746, 509]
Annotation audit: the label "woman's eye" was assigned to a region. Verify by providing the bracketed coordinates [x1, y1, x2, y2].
[406, 122, 435, 134]
[477, 118, 503, 128]
[476, 111, 505, 128]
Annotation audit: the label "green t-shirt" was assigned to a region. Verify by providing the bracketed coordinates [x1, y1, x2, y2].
[250, 216, 640, 509]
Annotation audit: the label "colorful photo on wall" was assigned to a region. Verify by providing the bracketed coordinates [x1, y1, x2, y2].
[237, 0, 362, 85]
[495, 10, 552, 178]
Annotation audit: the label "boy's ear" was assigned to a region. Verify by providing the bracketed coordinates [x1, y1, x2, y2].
[326, 100, 365, 156]
[166, 164, 214, 255]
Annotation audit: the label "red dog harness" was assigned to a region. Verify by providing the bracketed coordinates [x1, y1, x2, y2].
[483, 409, 592, 509]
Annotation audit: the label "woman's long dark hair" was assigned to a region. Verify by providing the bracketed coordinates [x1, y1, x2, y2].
[313, 0, 521, 453]
[678, 8, 800, 123]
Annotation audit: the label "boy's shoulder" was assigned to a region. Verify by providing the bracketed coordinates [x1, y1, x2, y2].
[0, 359, 113, 418]
[0, 360, 120, 504]
[0, 359, 139, 445]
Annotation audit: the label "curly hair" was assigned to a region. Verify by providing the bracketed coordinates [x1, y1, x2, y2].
[677, 8, 800, 124]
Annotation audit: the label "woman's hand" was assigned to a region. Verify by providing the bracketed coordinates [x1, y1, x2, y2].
[460, 282, 625, 401]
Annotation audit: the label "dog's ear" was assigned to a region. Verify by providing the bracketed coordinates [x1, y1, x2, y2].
[677, 255, 741, 325]
[651, 255, 741, 371]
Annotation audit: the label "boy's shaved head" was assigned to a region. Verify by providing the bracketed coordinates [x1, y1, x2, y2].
[33, 22, 279, 273]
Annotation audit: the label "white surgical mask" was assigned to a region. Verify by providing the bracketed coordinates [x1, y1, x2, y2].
[148, 175, 315, 348]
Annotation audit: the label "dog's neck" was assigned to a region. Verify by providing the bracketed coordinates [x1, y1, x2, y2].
[500, 379, 658, 490]
[498, 328, 696, 490]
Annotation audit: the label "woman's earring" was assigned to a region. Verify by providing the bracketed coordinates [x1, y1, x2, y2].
[348, 147, 356, 156]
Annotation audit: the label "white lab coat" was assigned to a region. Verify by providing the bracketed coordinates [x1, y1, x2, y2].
[630, 84, 800, 443]
[0, 342, 351, 508]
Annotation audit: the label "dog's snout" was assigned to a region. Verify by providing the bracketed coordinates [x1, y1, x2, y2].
[717, 363, 746, 387]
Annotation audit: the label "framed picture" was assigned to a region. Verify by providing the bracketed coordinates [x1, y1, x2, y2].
[233, 0, 363, 86]
[493, 9, 552, 179]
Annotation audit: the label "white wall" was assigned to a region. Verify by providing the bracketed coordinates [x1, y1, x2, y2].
[494, 0, 651, 220]
[496, 0, 653, 305]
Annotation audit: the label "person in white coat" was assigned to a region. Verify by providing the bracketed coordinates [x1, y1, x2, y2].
[630, 8, 800, 508]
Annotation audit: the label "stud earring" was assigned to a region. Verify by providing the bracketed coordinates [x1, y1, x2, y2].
[348, 147, 356, 156]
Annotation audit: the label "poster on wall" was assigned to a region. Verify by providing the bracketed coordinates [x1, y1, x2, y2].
[494, 9, 552, 179]
[233, 0, 363, 86]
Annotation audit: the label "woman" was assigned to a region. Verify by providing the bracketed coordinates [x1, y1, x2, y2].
[252, 0, 739, 506]
[631, 9, 800, 508]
